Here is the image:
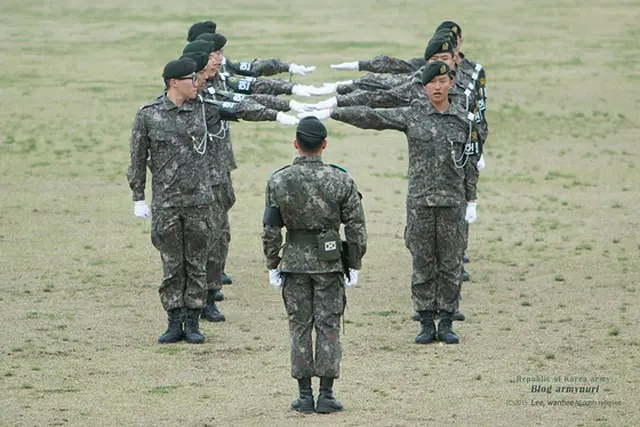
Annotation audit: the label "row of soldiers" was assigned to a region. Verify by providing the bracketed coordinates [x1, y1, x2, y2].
[127, 18, 485, 413]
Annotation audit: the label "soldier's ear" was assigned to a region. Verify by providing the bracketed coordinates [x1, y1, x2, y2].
[293, 139, 300, 150]
[321, 139, 327, 150]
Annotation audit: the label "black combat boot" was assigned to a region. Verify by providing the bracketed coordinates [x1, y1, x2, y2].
[463, 254, 470, 263]
[184, 308, 206, 344]
[415, 310, 437, 344]
[316, 377, 343, 413]
[462, 268, 471, 281]
[291, 377, 315, 413]
[213, 290, 224, 301]
[201, 291, 226, 322]
[158, 308, 185, 344]
[452, 311, 466, 321]
[437, 312, 460, 344]
[411, 312, 420, 321]
[222, 272, 233, 285]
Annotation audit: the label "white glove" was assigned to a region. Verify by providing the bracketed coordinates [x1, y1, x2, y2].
[269, 269, 283, 288]
[288, 99, 316, 113]
[477, 154, 486, 171]
[304, 85, 338, 96]
[345, 269, 360, 288]
[465, 202, 478, 224]
[291, 85, 312, 97]
[330, 61, 359, 71]
[276, 112, 299, 126]
[297, 109, 331, 121]
[289, 63, 316, 76]
[133, 200, 150, 220]
[316, 97, 337, 110]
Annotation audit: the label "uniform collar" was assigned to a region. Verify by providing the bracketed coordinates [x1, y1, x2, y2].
[293, 155, 323, 165]
[161, 93, 196, 112]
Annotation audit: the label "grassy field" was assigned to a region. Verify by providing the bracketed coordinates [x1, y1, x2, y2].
[1, 0, 639, 426]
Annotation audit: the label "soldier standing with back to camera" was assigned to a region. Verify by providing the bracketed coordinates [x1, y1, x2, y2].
[261, 117, 367, 413]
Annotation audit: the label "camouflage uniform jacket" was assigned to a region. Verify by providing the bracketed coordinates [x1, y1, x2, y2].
[127, 94, 222, 209]
[222, 56, 290, 77]
[331, 99, 480, 208]
[358, 55, 423, 74]
[262, 156, 367, 273]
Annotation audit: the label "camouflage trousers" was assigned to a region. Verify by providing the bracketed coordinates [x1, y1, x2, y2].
[151, 205, 217, 311]
[282, 273, 345, 379]
[404, 205, 466, 313]
[206, 177, 235, 291]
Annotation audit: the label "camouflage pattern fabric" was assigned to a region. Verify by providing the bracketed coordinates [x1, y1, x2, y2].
[151, 205, 216, 311]
[404, 205, 466, 313]
[282, 272, 345, 379]
[358, 55, 424, 74]
[330, 99, 480, 208]
[261, 156, 367, 273]
[222, 57, 290, 77]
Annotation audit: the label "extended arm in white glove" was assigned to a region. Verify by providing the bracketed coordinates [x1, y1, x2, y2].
[289, 63, 316, 76]
[269, 269, 283, 288]
[297, 109, 332, 121]
[289, 100, 317, 113]
[291, 85, 312, 97]
[330, 61, 359, 71]
[133, 200, 150, 220]
[345, 269, 360, 288]
[276, 111, 299, 126]
[465, 202, 478, 224]
[315, 97, 337, 110]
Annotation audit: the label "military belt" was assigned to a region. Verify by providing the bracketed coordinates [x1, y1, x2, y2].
[285, 230, 320, 244]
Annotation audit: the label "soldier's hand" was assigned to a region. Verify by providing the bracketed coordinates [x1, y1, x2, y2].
[316, 97, 337, 110]
[289, 63, 316, 76]
[276, 112, 299, 126]
[133, 200, 150, 220]
[269, 269, 283, 288]
[291, 85, 312, 97]
[477, 154, 486, 171]
[330, 61, 359, 71]
[465, 202, 478, 224]
[345, 269, 359, 288]
[289, 100, 317, 113]
[297, 109, 331, 121]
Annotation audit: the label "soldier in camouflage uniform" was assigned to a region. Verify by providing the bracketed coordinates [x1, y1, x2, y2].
[302, 62, 480, 344]
[127, 58, 221, 345]
[181, 38, 301, 319]
[261, 117, 367, 413]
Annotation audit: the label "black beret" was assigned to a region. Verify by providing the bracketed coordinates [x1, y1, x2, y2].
[183, 40, 215, 55]
[421, 61, 452, 85]
[296, 116, 327, 141]
[433, 28, 457, 48]
[436, 21, 461, 36]
[423, 37, 454, 61]
[187, 21, 217, 42]
[180, 52, 208, 72]
[196, 33, 227, 51]
[162, 58, 197, 79]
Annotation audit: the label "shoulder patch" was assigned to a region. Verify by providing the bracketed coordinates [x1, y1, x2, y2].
[328, 163, 348, 173]
[270, 164, 291, 176]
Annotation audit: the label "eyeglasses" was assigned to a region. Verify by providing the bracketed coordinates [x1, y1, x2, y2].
[175, 74, 197, 84]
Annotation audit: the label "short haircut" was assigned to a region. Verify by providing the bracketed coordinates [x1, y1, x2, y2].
[296, 133, 324, 152]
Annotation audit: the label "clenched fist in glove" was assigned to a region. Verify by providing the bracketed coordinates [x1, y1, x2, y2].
[477, 154, 486, 171]
[276, 112, 299, 126]
[269, 269, 283, 288]
[133, 200, 150, 220]
[330, 61, 359, 71]
[288, 100, 316, 113]
[465, 202, 478, 224]
[345, 269, 360, 288]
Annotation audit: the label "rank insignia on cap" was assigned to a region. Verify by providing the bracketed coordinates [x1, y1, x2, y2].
[442, 42, 449, 50]
[440, 64, 446, 74]
[452, 25, 459, 34]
